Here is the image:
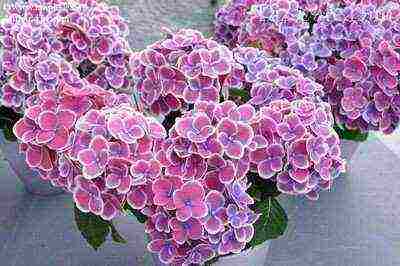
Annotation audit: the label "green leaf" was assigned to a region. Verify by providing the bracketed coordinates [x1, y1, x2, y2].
[334, 124, 368, 142]
[0, 106, 21, 142]
[229, 88, 251, 102]
[122, 202, 148, 224]
[2, 124, 17, 142]
[248, 197, 288, 247]
[74, 206, 127, 250]
[247, 172, 281, 200]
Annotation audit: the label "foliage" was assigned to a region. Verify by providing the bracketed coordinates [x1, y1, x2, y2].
[248, 197, 288, 246]
[74, 205, 126, 250]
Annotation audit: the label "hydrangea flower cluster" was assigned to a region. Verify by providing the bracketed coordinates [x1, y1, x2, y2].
[249, 98, 346, 199]
[142, 97, 345, 264]
[0, 0, 131, 111]
[223, 46, 324, 107]
[0, 0, 355, 262]
[215, 0, 400, 134]
[129, 28, 233, 116]
[12, 53, 167, 220]
[143, 100, 259, 264]
[214, 0, 313, 53]
[306, 3, 400, 134]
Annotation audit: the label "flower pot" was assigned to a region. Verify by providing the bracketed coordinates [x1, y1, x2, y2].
[151, 240, 270, 265]
[0, 132, 64, 196]
[212, 240, 270, 266]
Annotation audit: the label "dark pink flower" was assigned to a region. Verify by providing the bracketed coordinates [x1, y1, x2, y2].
[69, 131, 92, 160]
[148, 238, 178, 264]
[24, 144, 53, 171]
[109, 141, 131, 159]
[130, 159, 162, 185]
[201, 190, 226, 234]
[73, 176, 104, 215]
[105, 158, 132, 193]
[152, 176, 183, 210]
[151, 211, 170, 233]
[184, 244, 215, 265]
[101, 192, 123, 221]
[140, 48, 167, 67]
[107, 113, 146, 143]
[227, 180, 254, 208]
[173, 181, 208, 221]
[184, 154, 207, 180]
[199, 47, 232, 78]
[179, 50, 203, 78]
[1, 84, 24, 108]
[218, 228, 246, 255]
[306, 136, 329, 163]
[277, 113, 306, 142]
[249, 143, 285, 179]
[217, 118, 254, 159]
[175, 114, 215, 143]
[59, 95, 93, 116]
[159, 66, 187, 96]
[127, 186, 148, 210]
[77, 135, 110, 179]
[195, 137, 223, 158]
[77, 109, 107, 136]
[226, 204, 248, 228]
[183, 76, 219, 103]
[36, 59, 60, 81]
[207, 155, 235, 184]
[340, 87, 368, 119]
[233, 224, 255, 243]
[36, 109, 76, 150]
[169, 217, 204, 244]
[13, 117, 39, 143]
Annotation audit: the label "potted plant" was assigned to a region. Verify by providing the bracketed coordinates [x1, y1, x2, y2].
[214, 0, 400, 140]
[0, 0, 389, 265]
[0, 0, 131, 194]
[68, 27, 345, 264]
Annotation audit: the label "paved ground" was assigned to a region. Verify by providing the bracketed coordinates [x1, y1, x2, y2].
[107, 0, 218, 50]
[0, 1, 399, 265]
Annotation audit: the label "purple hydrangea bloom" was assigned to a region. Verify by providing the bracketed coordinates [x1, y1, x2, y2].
[173, 181, 208, 222]
[169, 217, 204, 244]
[227, 180, 254, 208]
[78, 135, 110, 179]
[184, 244, 216, 265]
[250, 143, 285, 179]
[153, 177, 183, 210]
[218, 228, 246, 255]
[73, 176, 104, 215]
[201, 190, 226, 234]
[175, 114, 215, 143]
[105, 158, 132, 194]
[148, 238, 179, 264]
[217, 118, 254, 159]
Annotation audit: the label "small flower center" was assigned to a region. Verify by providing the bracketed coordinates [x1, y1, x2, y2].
[185, 199, 192, 207]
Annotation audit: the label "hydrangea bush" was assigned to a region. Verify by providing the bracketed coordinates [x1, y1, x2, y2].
[0, 0, 131, 112]
[129, 30, 345, 264]
[307, 2, 400, 134]
[0, 0, 352, 265]
[214, 0, 400, 135]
